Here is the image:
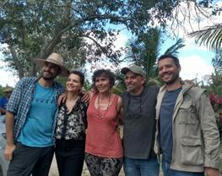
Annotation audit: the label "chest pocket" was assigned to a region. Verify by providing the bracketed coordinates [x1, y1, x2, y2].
[177, 99, 198, 125]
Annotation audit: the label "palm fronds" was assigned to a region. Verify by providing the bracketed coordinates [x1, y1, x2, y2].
[163, 38, 185, 56]
[189, 24, 222, 50]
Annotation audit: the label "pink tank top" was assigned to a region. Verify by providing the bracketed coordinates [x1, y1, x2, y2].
[85, 94, 123, 158]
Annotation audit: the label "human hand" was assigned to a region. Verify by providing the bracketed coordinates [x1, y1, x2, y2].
[4, 144, 16, 161]
[205, 167, 220, 176]
[81, 91, 90, 103]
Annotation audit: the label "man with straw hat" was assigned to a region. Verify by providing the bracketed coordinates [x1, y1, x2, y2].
[0, 86, 13, 115]
[4, 53, 69, 176]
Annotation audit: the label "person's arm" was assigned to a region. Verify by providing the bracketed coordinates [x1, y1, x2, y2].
[58, 90, 92, 105]
[4, 111, 16, 161]
[205, 168, 220, 176]
[117, 96, 124, 125]
[0, 107, 6, 115]
[4, 78, 25, 161]
[0, 97, 6, 115]
[198, 93, 220, 175]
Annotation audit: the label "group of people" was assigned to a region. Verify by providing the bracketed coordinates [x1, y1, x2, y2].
[3, 52, 220, 176]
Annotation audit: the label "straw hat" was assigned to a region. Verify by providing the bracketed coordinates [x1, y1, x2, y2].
[34, 53, 69, 76]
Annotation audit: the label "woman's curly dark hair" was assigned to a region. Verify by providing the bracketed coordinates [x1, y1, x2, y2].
[92, 69, 115, 91]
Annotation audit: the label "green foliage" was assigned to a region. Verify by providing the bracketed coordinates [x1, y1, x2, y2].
[125, 28, 185, 83]
[1, 0, 175, 78]
[0, 86, 4, 97]
[0, 0, 218, 81]
[83, 79, 92, 91]
[55, 76, 67, 88]
[113, 69, 126, 95]
[208, 72, 222, 97]
[1, 0, 208, 80]
[125, 28, 160, 79]
[203, 51, 222, 113]
[206, 51, 222, 98]
[163, 39, 185, 56]
[189, 24, 222, 51]
[212, 50, 222, 73]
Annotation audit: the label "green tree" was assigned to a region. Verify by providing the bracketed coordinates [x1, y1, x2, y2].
[203, 51, 222, 112]
[189, 24, 222, 51]
[0, 0, 217, 79]
[0, 85, 4, 97]
[125, 28, 185, 80]
[0, 0, 177, 78]
[212, 50, 222, 73]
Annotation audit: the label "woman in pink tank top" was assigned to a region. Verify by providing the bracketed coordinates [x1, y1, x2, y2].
[85, 69, 123, 176]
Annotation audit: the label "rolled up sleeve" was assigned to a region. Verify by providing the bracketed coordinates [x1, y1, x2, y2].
[6, 79, 23, 114]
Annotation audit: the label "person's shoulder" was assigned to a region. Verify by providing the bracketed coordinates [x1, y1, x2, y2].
[16, 77, 37, 87]
[121, 91, 128, 98]
[145, 85, 160, 94]
[110, 93, 122, 103]
[148, 85, 160, 90]
[186, 86, 206, 101]
[20, 76, 36, 82]
[188, 86, 205, 94]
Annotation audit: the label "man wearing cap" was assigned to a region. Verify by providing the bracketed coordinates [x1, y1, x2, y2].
[155, 54, 220, 176]
[4, 53, 69, 176]
[0, 87, 13, 115]
[121, 65, 159, 176]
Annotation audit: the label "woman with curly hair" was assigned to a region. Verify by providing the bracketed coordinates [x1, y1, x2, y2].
[85, 69, 123, 176]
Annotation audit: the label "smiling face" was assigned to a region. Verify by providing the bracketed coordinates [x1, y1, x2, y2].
[124, 71, 145, 94]
[66, 73, 82, 93]
[158, 57, 181, 85]
[42, 62, 60, 81]
[94, 75, 111, 94]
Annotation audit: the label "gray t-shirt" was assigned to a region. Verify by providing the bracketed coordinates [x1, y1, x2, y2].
[123, 86, 159, 159]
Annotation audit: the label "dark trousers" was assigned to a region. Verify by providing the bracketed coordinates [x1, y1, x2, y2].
[7, 142, 54, 176]
[55, 139, 85, 176]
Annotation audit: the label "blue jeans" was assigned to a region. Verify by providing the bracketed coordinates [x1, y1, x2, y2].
[162, 159, 204, 176]
[124, 157, 159, 176]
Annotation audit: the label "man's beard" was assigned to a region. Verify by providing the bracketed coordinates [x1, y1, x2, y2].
[126, 85, 135, 92]
[165, 72, 179, 85]
[41, 72, 57, 81]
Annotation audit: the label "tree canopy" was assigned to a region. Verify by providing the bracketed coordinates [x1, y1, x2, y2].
[0, 0, 219, 78]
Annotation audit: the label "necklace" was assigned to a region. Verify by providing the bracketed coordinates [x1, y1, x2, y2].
[96, 94, 111, 119]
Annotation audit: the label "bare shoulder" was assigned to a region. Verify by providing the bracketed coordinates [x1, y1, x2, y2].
[114, 94, 123, 107]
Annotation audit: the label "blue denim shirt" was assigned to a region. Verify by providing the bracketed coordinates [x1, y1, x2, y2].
[6, 77, 64, 141]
